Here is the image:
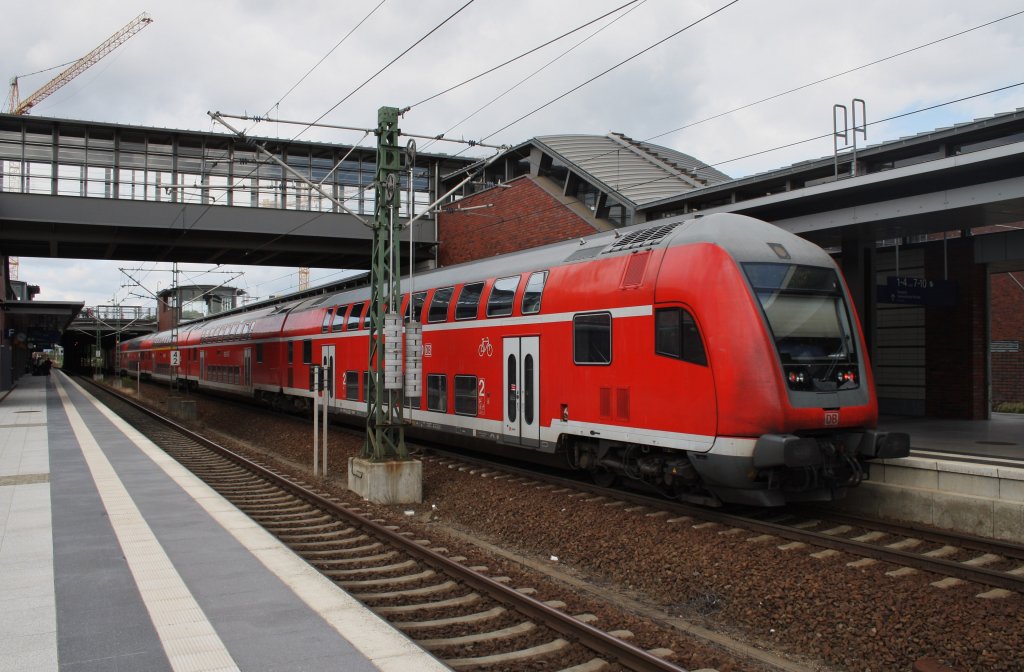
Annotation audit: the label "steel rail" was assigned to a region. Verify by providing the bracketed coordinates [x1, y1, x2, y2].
[788, 507, 1024, 561]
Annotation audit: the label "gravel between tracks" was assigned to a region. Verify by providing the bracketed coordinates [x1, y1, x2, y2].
[114, 381, 1024, 672]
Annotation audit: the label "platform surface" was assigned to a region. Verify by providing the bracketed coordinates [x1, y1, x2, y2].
[0, 372, 449, 672]
[881, 413, 1024, 465]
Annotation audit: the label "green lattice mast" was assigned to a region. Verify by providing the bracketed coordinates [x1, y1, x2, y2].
[363, 106, 408, 461]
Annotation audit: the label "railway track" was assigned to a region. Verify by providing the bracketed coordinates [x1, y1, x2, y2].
[420, 448, 1024, 598]
[81, 378, 691, 672]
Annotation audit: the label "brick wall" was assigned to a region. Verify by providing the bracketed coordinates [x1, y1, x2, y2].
[924, 238, 988, 419]
[991, 272, 1024, 405]
[437, 177, 597, 266]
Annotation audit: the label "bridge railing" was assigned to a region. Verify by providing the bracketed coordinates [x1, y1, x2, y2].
[78, 305, 156, 322]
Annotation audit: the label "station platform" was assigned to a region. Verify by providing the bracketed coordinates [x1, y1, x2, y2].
[848, 414, 1024, 543]
[881, 413, 1023, 465]
[0, 372, 448, 672]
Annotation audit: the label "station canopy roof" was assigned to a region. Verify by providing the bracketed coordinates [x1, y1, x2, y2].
[533, 133, 731, 206]
[2, 299, 84, 345]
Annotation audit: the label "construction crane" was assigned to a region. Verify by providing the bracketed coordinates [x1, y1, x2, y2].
[298, 267, 310, 291]
[6, 12, 153, 116]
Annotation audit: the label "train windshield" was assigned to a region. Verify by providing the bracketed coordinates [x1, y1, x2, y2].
[744, 263, 859, 391]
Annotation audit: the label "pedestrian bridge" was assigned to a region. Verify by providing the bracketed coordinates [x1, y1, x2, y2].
[0, 113, 475, 267]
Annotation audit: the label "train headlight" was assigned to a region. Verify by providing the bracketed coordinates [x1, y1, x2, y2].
[787, 371, 805, 384]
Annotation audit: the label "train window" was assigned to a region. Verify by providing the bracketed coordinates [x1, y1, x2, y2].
[427, 374, 448, 412]
[302, 339, 313, 364]
[362, 306, 372, 329]
[655, 308, 707, 366]
[322, 308, 333, 333]
[287, 341, 294, 365]
[521, 271, 547, 315]
[347, 303, 365, 330]
[455, 282, 485, 320]
[428, 287, 454, 323]
[345, 371, 359, 400]
[256, 343, 263, 363]
[506, 355, 516, 422]
[524, 354, 534, 424]
[332, 305, 346, 332]
[454, 375, 478, 416]
[573, 312, 612, 365]
[406, 291, 427, 324]
[363, 370, 369, 401]
[486, 276, 520, 317]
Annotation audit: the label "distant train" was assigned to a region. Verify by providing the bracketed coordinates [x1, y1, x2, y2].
[120, 213, 908, 506]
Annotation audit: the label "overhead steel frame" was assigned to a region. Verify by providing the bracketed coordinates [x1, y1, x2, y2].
[363, 107, 407, 461]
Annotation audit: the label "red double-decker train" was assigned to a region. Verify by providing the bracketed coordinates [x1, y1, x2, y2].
[120, 213, 908, 506]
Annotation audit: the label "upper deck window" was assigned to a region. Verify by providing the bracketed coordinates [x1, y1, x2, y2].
[428, 287, 454, 323]
[486, 276, 520, 318]
[521, 271, 547, 315]
[347, 303, 364, 330]
[332, 305, 346, 332]
[455, 282, 485, 320]
[406, 291, 427, 324]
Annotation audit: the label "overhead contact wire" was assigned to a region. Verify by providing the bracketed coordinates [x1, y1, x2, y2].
[292, 0, 477, 142]
[644, 8, 1024, 144]
[478, 0, 741, 144]
[258, 0, 389, 124]
[431, 0, 650, 155]
[404, 0, 642, 111]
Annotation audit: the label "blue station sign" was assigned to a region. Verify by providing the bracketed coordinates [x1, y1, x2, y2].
[877, 276, 958, 306]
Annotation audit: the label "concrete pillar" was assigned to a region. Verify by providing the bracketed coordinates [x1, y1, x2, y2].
[840, 235, 877, 356]
[925, 237, 989, 419]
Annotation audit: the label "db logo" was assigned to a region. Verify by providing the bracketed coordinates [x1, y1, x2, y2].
[823, 410, 840, 426]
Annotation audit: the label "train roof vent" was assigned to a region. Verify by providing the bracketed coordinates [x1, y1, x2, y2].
[564, 246, 604, 263]
[602, 222, 680, 254]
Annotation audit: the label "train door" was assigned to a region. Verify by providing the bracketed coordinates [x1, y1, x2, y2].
[321, 344, 336, 402]
[200, 350, 206, 382]
[502, 336, 540, 447]
[243, 348, 252, 390]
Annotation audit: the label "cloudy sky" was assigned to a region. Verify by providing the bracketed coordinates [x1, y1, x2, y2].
[4, 0, 1023, 309]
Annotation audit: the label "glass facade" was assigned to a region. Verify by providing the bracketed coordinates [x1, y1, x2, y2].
[0, 118, 450, 219]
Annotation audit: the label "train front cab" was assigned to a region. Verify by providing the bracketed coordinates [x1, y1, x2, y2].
[651, 215, 910, 507]
[713, 237, 907, 505]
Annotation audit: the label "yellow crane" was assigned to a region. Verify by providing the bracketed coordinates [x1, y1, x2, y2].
[6, 12, 153, 115]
